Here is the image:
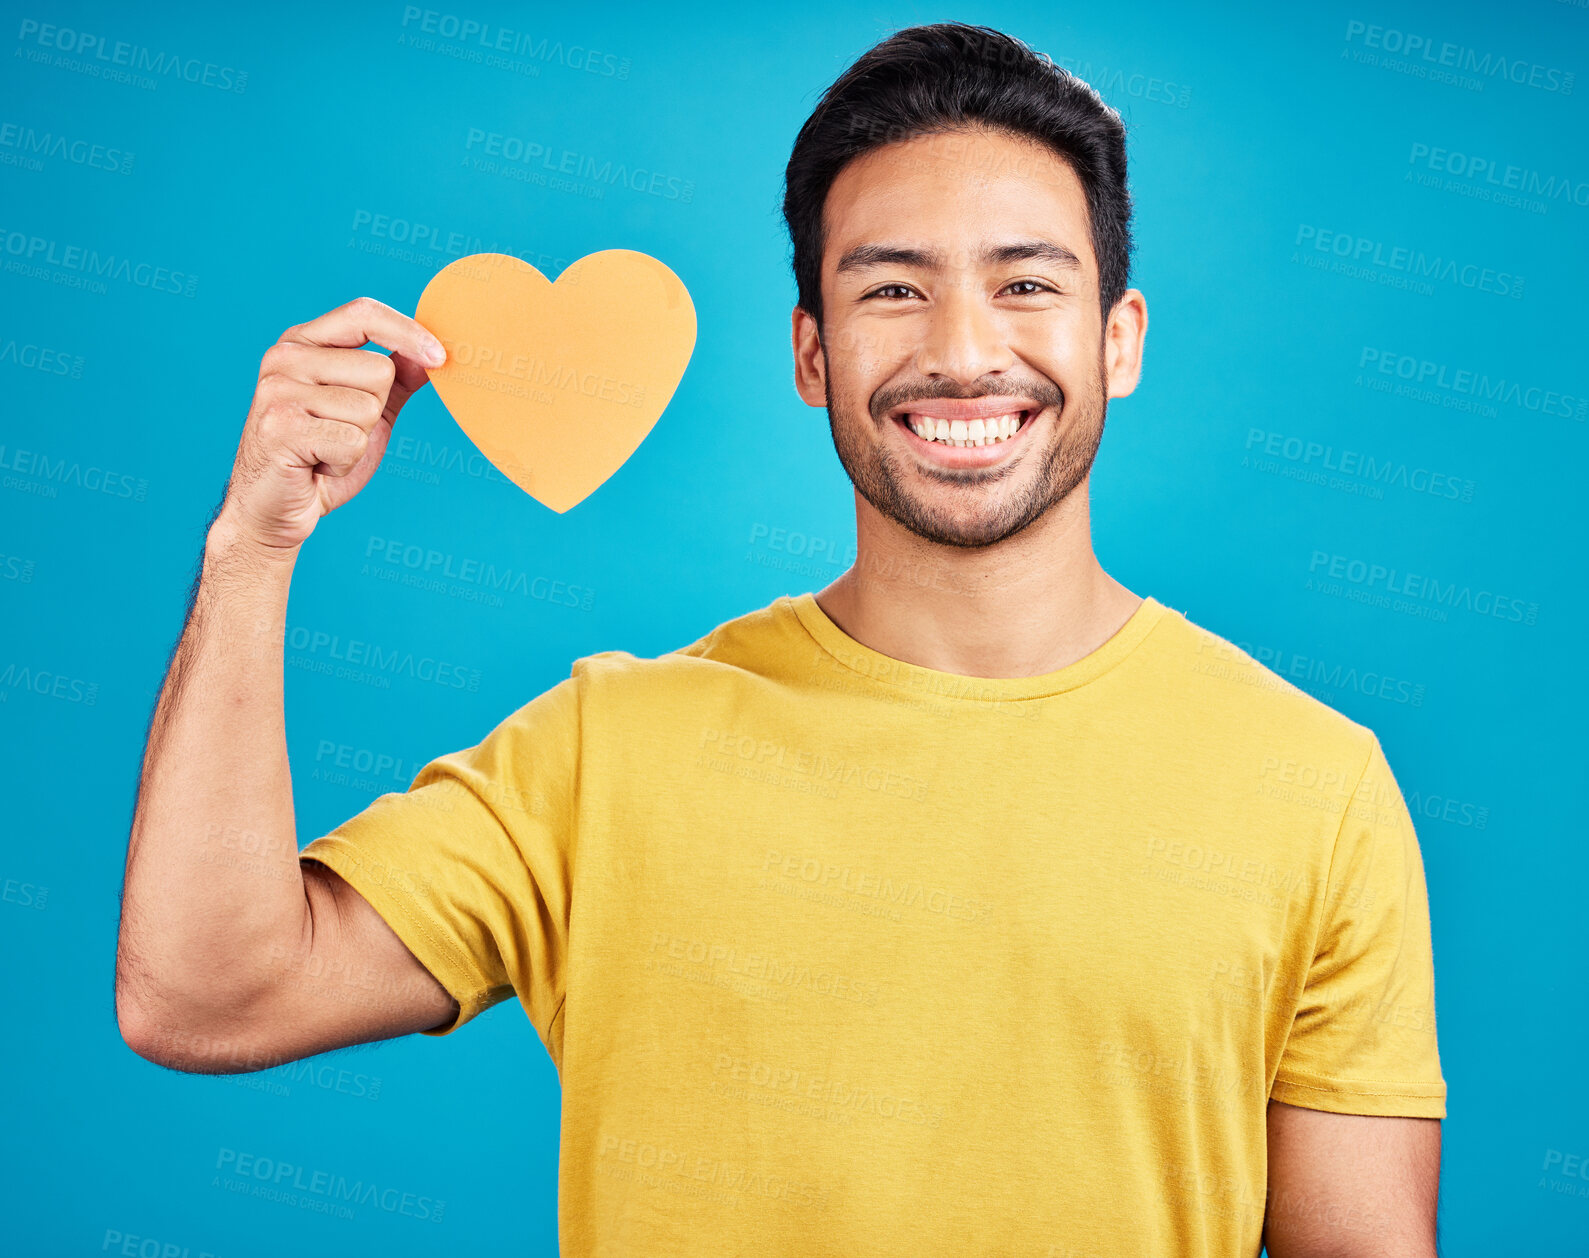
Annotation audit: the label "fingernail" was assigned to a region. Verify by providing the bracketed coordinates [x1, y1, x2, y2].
[425, 340, 446, 366]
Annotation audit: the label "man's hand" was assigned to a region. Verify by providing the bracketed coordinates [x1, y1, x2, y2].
[219, 295, 445, 552]
[1263, 1100, 1441, 1257]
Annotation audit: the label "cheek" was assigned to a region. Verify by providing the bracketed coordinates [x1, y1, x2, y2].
[828, 322, 900, 376]
[1022, 342, 1092, 398]
[831, 329, 921, 409]
[1009, 312, 1094, 371]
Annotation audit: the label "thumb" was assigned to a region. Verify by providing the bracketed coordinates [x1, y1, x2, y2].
[384, 347, 437, 423]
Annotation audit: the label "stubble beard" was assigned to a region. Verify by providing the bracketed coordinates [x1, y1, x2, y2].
[823, 345, 1109, 550]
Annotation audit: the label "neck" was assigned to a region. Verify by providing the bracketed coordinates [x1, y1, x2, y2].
[813, 478, 1143, 680]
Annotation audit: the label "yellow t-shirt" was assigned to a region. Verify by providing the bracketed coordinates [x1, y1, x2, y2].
[300, 591, 1446, 1256]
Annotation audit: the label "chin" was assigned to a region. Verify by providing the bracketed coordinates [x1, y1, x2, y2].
[866, 484, 1052, 550]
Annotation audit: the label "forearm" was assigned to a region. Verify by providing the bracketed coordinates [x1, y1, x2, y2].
[117, 504, 309, 1042]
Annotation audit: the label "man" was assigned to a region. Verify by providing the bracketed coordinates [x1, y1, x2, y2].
[117, 22, 1445, 1257]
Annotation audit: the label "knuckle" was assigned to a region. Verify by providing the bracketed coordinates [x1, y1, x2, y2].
[260, 342, 296, 373]
[329, 416, 367, 448]
[259, 398, 301, 430]
[327, 429, 368, 470]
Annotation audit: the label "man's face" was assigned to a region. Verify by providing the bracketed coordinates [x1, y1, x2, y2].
[792, 124, 1142, 549]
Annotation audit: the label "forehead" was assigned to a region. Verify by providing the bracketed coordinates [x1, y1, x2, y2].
[822, 125, 1094, 276]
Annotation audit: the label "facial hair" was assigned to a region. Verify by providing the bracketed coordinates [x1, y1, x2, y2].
[823, 343, 1109, 550]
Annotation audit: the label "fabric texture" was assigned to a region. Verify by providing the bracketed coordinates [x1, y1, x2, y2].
[299, 591, 1446, 1256]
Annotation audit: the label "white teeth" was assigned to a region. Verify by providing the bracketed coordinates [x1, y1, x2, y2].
[907, 411, 1026, 447]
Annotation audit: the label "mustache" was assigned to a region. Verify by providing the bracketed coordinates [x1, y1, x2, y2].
[870, 377, 1066, 420]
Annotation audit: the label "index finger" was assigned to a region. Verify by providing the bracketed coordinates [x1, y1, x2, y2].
[284, 295, 446, 368]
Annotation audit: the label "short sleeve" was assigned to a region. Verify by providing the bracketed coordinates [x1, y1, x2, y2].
[298, 672, 580, 1055]
[1271, 735, 1447, 1118]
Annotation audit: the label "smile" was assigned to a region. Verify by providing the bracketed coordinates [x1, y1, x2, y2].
[901, 410, 1030, 448]
[886, 395, 1047, 466]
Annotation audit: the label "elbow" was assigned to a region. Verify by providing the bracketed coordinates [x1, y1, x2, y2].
[115, 978, 198, 1071]
[115, 983, 184, 1069]
[115, 974, 260, 1075]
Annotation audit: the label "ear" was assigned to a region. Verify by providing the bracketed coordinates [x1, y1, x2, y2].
[1103, 289, 1148, 400]
[792, 306, 828, 408]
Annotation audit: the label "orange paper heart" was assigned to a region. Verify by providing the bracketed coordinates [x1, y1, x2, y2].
[415, 250, 696, 513]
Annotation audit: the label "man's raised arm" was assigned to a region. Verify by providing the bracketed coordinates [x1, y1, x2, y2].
[116, 297, 459, 1073]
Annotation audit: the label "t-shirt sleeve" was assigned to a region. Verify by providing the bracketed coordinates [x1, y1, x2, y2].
[1270, 734, 1448, 1118]
[297, 671, 581, 1051]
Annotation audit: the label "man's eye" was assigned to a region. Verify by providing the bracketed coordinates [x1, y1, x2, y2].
[1002, 280, 1054, 296]
[866, 284, 920, 300]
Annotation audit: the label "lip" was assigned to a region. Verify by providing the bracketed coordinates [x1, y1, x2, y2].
[887, 396, 1041, 424]
[892, 404, 1043, 467]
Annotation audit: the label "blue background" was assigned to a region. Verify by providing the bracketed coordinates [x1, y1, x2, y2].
[3, 0, 1586, 1253]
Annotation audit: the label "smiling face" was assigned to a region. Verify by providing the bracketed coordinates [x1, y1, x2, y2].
[793, 124, 1144, 550]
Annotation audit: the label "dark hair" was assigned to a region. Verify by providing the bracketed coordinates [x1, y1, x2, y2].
[782, 22, 1133, 333]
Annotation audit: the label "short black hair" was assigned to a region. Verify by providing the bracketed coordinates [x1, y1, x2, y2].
[782, 22, 1133, 333]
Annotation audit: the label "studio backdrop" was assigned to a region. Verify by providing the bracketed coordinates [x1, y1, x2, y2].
[1, 1, 1585, 1254]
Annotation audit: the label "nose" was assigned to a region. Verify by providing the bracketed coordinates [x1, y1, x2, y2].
[913, 280, 1016, 385]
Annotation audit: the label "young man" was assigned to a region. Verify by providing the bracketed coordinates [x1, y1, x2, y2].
[118, 22, 1445, 1257]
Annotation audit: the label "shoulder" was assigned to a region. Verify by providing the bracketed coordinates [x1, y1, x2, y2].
[568, 594, 802, 698]
[1148, 601, 1379, 770]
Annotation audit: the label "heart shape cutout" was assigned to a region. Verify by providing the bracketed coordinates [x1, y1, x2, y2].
[415, 250, 696, 513]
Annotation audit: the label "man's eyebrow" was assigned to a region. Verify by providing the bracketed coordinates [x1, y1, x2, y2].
[834, 243, 938, 274]
[985, 239, 1082, 270]
[834, 239, 1083, 274]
